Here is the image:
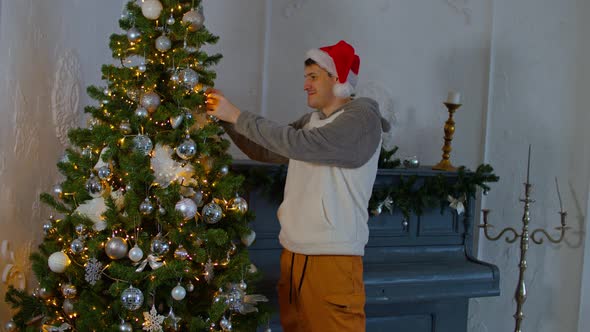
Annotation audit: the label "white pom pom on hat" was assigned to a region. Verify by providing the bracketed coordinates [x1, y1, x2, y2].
[306, 40, 360, 97]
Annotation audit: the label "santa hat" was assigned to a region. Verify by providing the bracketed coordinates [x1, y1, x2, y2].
[306, 40, 360, 97]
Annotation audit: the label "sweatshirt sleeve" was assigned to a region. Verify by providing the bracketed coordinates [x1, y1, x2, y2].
[220, 112, 313, 165]
[234, 99, 383, 168]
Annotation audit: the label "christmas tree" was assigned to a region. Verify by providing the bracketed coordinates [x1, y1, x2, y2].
[4, 1, 270, 331]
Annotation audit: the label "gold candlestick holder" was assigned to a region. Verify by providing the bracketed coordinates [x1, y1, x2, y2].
[432, 102, 461, 171]
[478, 146, 569, 332]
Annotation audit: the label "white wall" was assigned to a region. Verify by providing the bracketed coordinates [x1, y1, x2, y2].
[1, 1, 588, 331]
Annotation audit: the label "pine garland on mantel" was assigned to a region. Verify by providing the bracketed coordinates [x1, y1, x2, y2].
[238, 147, 499, 220]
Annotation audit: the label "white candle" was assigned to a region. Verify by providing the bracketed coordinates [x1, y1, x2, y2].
[446, 91, 461, 104]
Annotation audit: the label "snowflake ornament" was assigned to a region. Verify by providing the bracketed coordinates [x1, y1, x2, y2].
[85, 257, 103, 285]
[204, 258, 214, 283]
[143, 305, 165, 332]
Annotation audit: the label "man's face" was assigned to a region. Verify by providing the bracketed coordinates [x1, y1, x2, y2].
[304, 64, 338, 109]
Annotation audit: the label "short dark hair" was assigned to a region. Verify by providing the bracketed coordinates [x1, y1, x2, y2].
[304, 58, 317, 66]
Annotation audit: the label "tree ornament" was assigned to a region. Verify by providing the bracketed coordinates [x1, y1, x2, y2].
[62, 298, 76, 315]
[138, 62, 147, 73]
[164, 307, 182, 330]
[42, 220, 53, 235]
[118, 320, 133, 332]
[128, 244, 144, 262]
[166, 14, 176, 25]
[158, 205, 166, 215]
[179, 68, 198, 88]
[182, 7, 204, 32]
[75, 224, 85, 234]
[85, 174, 105, 198]
[142, 305, 165, 331]
[150, 234, 170, 255]
[220, 316, 232, 331]
[239, 280, 248, 291]
[135, 106, 149, 119]
[186, 281, 194, 292]
[48, 251, 70, 273]
[127, 27, 142, 43]
[230, 196, 248, 213]
[51, 184, 63, 197]
[61, 283, 77, 299]
[97, 165, 112, 180]
[85, 257, 102, 285]
[38, 287, 53, 299]
[219, 165, 229, 176]
[151, 144, 195, 188]
[127, 88, 140, 101]
[141, 0, 163, 20]
[139, 198, 155, 215]
[202, 202, 223, 224]
[192, 190, 204, 207]
[70, 238, 84, 254]
[175, 198, 198, 220]
[173, 245, 189, 260]
[81, 147, 93, 158]
[133, 135, 153, 155]
[203, 258, 214, 283]
[4, 321, 16, 332]
[141, 91, 161, 113]
[171, 283, 186, 301]
[175, 136, 197, 160]
[121, 285, 144, 311]
[371, 205, 382, 216]
[105, 237, 128, 260]
[155, 34, 172, 52]
[119, 119, 132, 134]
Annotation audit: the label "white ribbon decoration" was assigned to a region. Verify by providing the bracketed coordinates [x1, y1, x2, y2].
[134, 254, 163, 272]
[382, 196, 394, 213]
[1, 240, 29, 291]
[42, 323, 72, 332]
[447, 194, 466, 215]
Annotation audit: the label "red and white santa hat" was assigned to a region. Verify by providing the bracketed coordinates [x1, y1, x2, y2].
[306, 40, 360, 97]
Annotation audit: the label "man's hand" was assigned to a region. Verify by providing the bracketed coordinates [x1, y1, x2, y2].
[205, 88, 241, 124]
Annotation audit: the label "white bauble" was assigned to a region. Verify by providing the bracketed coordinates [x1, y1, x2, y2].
[48, 251, 71, 273]
[141, 0, 163, 20]
[128, 244, 144, 262]
[171, 283, 186, 301]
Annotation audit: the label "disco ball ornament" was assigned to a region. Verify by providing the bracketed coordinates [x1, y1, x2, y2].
[174, 245, 189, 261]
[127, 27, 142, 43]
[105, 237, 128, 260]
[182, 7, 204, 32]
[97, 165, 112, 180]
[120, 286, 144, 311]
[230, 196, 248, 213]
[175, 136, 197, 160]
[48, 251, 70, 273]
[61, 283, 77, 299]
[134, 106, 149, 118]
[171, 283, 186, 301]
[85, 174, 105, 198]
[150, 235, 170, 255]
[70, 238, 84, 254]
[202, 202, 223, 224]
[119, 120, 132, 134]
[141, 92, 160, 113]
[128, 244, 144, 263]
[175, 198, 198, 220]
[132, 135, 153, 155]
[139, 198, 155, 215]
[141, 0, 163, 20]
[155, 34, 172, 52]
[179, 68, 198, 88]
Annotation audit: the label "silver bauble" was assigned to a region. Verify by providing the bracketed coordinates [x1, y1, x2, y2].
[230, 196, 248, 213]
[61, 283, 77, 299]
[132, 135, 153, 155]
[174, 245, 189, 260]
[186, 282, 194, 292]
[170, 114, 183, 128]
[105, 237, 128, 260]
[62, 298, 76, 315]
[125, 184, 133, 192]
[138, 63, 147, 73]
[166, 15, 176, 25]
[175, 137, 197, 160]
[128, 244, 144, 263]
[219, 165, 229, 176]
[97, 166, 112, 180]
[403, 156, 420, 168]
[120, 286, 144, 311]
[175, 198, 198, 220]
[179, 68, 199, 87]
[119, 321, 133, 332]
[42, 221, 53, 235]
[170, 72, 180, 83]
[150, 236, 170, 255]
[127, 27, 142, 43]
[182, 8, 205, 32]
[70, 238, 84, 254]
[171, 283, 186, 301]
[158, 205, 166, 215]
[141, 0, 163, 20]
[139, 198, 155, 215]
[85, 175, 105, 198]
[202, 202, 223, 224]
[38, 287, 53, 299]
[103, 87, 111, 96]
[220, 316, 232, 331]
[371, 205, 382, 216]
[4, 321, 16, 332]
[141, 92, 160, 113]
[134, 107, 149, 118]
[119, 120, 132, 134]
[52, 184, 63, 197]
[239, 280, 247, 290]
[75, 224, 85, 234]
[155, 34, 172, 52]
[81, 147, 93, 158]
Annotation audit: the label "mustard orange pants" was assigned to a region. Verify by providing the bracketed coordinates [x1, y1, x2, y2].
[277, 249, 366, 332]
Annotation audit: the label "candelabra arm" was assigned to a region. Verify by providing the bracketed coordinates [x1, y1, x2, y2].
[479, 209, 520, 243]
[531, 212, 569, 244]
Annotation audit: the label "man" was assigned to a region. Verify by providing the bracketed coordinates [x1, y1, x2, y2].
[206, 40, 390, 332]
